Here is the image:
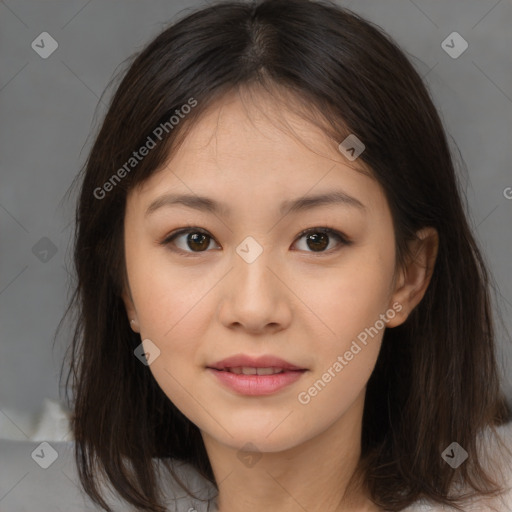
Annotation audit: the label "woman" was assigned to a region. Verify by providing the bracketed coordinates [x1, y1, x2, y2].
[60, 0, 512, 510]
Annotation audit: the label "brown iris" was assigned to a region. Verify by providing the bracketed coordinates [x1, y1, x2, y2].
[305, 232, 329, 252]
[186, 232, 210, 251]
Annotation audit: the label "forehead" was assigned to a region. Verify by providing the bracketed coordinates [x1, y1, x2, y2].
[134, 88, 374, 201]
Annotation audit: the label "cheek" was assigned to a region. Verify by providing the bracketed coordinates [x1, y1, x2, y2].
[125, 249, 210, 389]
[136, 283, 207, 362]
[132, 274, 210, 422]
[306, 248, 395, 343]
[293, 245, 394, 398]
[293, 262, 391, 434]
[128, 245, 207, 337]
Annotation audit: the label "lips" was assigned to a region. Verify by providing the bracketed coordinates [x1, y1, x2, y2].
[207, 354, 305, 372]
[206, 354, 307, 396]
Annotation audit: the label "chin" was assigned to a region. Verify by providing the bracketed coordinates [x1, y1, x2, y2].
[206, 423, 307, 453]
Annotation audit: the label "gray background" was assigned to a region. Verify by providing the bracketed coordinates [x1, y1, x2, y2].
[1, 0, 511, 429]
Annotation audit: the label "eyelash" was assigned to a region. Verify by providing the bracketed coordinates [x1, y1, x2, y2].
[159, 225, 352, 258]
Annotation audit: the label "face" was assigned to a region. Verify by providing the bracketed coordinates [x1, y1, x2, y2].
[122, 90, 407, 453]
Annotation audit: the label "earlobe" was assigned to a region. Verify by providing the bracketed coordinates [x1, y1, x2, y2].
[386, 227, 439, 328]
[121, 289, 140, 333]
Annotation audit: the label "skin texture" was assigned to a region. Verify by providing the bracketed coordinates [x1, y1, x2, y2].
[122, 89, 438, 512]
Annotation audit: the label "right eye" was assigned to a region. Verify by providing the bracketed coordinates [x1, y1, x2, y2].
[160, 227, 221, 256]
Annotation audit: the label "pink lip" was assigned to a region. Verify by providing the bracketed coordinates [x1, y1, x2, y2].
[206, 354, 307, 396]
[208, 369, 306, 396]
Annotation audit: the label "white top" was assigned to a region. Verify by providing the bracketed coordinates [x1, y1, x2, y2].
[156, 422, 512, 512]
[0, 422, 511, 511]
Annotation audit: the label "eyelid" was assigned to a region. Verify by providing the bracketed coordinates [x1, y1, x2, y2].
[160, 225, 352, 256]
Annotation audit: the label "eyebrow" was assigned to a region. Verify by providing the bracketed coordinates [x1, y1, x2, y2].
[145, 190, 366, 218]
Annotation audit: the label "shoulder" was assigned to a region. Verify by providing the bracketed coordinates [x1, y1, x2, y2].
[0, 438, 217, 511]
[402, 421, 512, 512]
[0, 439, 100, 511]
[153, 457, 218, 511]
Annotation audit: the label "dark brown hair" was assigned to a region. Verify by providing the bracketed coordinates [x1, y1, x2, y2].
[58, 0, 512, 510]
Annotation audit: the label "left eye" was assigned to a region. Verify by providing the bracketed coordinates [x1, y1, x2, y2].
[293, 227, 349, 253]
[160, 227, 350, 255]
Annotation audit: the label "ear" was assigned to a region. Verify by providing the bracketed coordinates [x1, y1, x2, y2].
[122, 286, 140, 333]
[386, 227, 439, 328]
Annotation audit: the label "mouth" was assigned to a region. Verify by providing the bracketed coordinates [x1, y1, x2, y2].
[206, 354, 308, 396]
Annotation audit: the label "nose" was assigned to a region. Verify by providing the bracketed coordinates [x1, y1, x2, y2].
[216, 248, 292, 335]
